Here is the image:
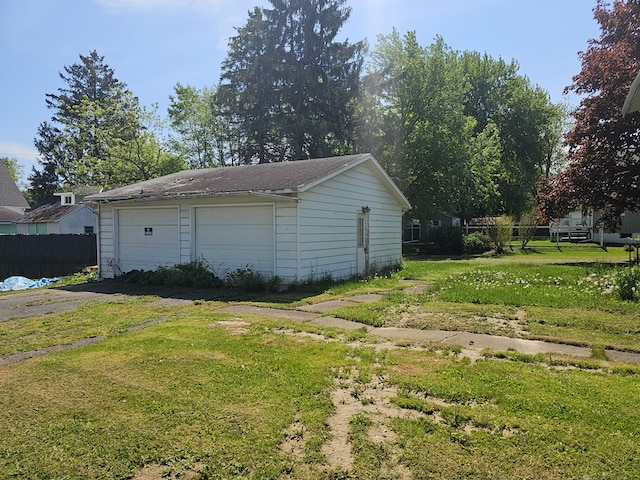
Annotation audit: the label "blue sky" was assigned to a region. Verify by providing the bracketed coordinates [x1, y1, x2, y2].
[0, 0, 600, 187]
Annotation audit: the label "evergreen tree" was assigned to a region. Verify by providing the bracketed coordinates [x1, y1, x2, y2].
[219, 0, 365, 163]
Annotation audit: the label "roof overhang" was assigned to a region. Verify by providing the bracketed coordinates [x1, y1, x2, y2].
[87, 190, 300, 204]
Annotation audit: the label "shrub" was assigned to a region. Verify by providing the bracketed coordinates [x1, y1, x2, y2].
[422, 227, 464, 255]
[517, 210, 539, 249]
[116, 260, 223, 288]
[225, 267, 280, 292]
[485, 216, 514, 253]
[463, 231, 491, 254]
[615, 266, 640, 301]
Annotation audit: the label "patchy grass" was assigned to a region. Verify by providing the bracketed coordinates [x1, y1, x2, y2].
[2, 244, 640, 478]
[387, 350, 640, 479]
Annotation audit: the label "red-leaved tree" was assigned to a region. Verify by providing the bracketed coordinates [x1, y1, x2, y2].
[538, 0, 640, 226]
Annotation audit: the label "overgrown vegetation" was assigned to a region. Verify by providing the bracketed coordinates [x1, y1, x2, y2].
[3, 244, 640, 478]
[115, 260, 283, 292]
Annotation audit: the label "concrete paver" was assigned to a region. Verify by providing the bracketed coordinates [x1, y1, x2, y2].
[298, 300, 358, 312]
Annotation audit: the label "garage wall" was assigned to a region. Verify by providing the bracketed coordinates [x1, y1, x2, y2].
[297, 162, 403, 281]
[96, 196, 299, 282]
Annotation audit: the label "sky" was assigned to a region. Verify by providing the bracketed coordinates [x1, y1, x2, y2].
[0, 0, 601, 187]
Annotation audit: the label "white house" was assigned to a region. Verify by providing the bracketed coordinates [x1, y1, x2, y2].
[86, 154, 412, 284]
[16, 193, 97, 235]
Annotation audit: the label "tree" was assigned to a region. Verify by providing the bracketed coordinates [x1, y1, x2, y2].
[1, 157, 22, 183]
[219, 0, 365, 163]
[538, 0, 640, 225]
[363, 32, 503, 222]
[168, 84, 227, 169]
[33, 51, 181, 189]
[461, 52, 568, 215]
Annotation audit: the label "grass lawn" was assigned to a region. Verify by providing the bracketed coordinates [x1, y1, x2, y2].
[1, 242, 640, 478]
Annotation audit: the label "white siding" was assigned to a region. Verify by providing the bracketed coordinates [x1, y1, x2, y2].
[95, 160, 404, 284]
[96, 196, 298, 281]
[297, 162, 403, 281]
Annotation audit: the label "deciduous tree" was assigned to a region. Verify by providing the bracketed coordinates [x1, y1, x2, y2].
[538, 0, 640, 225]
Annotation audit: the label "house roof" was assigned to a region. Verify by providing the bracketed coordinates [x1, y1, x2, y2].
[0, 160, 29, 209]
[0, 206, 24, 222]
[86, 154, 411, 209]
[17, 201, 91, 224]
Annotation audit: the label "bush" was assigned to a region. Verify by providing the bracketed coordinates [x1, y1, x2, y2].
[116, 260, 223, 288]
[485, 216, 514, 253]
[615, 266, 640, 301]
[463, 232, 491, 254]
[422, 227, 464, 255]
[225, 267, 280, 292]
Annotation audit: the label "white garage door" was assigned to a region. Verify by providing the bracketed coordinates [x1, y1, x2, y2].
[194, 205, 274, 277]
[117, 207, 180, 272]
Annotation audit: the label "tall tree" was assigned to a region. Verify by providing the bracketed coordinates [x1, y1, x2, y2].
[461, 52, 568, 215]
[220, 0, 365, 163]
[33, 51, 181, 189]
[538, 0, 640, 225]
[363, 32, 503, 221]
[168, 84, 230, 168]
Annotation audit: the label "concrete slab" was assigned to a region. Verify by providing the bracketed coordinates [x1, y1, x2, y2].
[297, 300, 358, 312]
[347, 294, 384, 303]
[372, 327, 593, 358]
[606, 349, 640, 364]
[216, 305, 320, 322]
[310, 316, 373, 331]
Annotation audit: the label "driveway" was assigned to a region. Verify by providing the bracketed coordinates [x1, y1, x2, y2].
[2, 281, 640, 365]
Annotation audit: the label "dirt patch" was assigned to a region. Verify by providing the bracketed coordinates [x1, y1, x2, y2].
[132, 462, 204, 480]
[211, 319, 251, 335]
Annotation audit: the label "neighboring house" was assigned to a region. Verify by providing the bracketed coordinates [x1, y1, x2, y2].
[0, 160, 29, 234]
[86, 153, 411, 284]
[429, 213, 461, 228]
[551, 209, 640, 245]
[16, 193, 97, 235]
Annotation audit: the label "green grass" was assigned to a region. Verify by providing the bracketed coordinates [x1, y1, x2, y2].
[2, 244, 640, 478]
[387, 350, 640, 479]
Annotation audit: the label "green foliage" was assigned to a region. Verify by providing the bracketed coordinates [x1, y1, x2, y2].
[463, 231, 491, 254]
[225, 267, 280, 293]
[614, 265, 640, 301]
[219, 0, 364, 163]
[33, 50, 183, 190]
[1, 157, 22, 183]
[422, 227, 464, 255]
[485, 215, 513, 253]
[517, 210, 539, 249]
[364, 34, 567, 220]
[117, 260, 223, 288]
[168, 83, 233, 168]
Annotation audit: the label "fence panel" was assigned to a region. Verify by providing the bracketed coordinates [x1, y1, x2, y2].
[0, 234, 97, 279]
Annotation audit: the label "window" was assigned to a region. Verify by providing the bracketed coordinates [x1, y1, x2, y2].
[357, 214, 365, 248]
[430, 219, 442, 228]
[84, 226, 94, 234]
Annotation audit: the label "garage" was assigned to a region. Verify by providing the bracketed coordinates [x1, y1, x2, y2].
[194, 204, 274, 277]
[117, 207, 180, 273]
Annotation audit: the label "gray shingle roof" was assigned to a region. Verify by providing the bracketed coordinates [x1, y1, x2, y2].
[86, 154, 375, 202]
[17, 201, 86, 224]
[0, 160, 29, 209]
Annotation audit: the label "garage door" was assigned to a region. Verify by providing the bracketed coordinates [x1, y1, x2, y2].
[117, 207, 180, 273]
[194, 205, 274, 277]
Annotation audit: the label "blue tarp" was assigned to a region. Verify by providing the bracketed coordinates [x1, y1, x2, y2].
[0, 276, 61, 292]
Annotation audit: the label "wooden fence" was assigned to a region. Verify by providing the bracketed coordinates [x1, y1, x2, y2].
[0, 234, 97, 279]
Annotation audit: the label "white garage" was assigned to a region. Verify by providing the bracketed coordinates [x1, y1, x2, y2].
[193, 204, 275, 277]
[87, 154, 411, 285]
[116, 207, 180, 273]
